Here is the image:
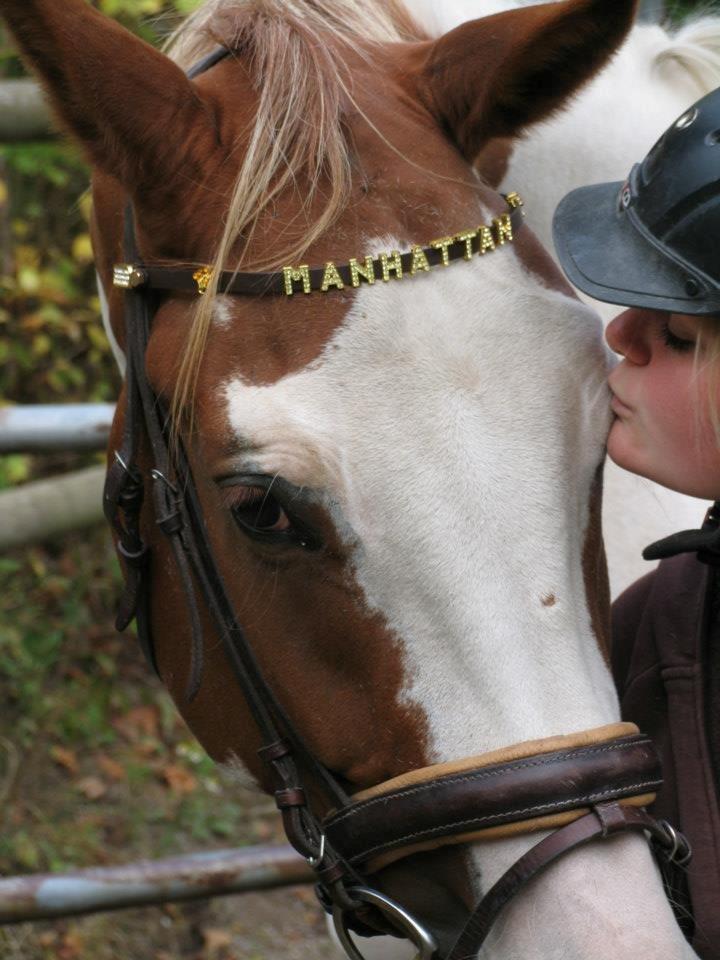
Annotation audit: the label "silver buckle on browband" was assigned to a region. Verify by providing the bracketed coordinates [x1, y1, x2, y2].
[333, 887, 438, 960]
[113, 264, 147, 289]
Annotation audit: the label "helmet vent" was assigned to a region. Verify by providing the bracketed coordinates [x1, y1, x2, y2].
[685, 278, 701, 297]
[705, 129, 720, 147]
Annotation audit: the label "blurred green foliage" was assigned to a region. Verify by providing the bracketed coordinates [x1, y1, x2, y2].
[0, 1, 202, 478]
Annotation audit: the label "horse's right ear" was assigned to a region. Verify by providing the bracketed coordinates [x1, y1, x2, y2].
[416, 0, 637, 162]
[0, 0, 217, 196]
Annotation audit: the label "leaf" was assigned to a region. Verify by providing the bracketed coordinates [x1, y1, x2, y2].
[50, 745, 79, 775]
[76, 776, 107, 800]
[71, 233, 94, 264]
[113, 705, 160, 742]
[161, 764, 198, 795]
[57, 930, 84, 960]
[96, 754, 126, 781]
[201, 927, 233, 955]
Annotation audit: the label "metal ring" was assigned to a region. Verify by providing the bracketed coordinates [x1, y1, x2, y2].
[657, 820, 692, 866]
[332, 886, 437, 960]
[307, 833, 326, 869]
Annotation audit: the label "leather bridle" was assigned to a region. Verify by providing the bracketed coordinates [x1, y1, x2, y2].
[103, 48, 694, 960]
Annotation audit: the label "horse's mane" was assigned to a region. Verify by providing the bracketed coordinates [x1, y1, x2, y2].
[654, 15, 720, 90]
[163, 0, 425, 431]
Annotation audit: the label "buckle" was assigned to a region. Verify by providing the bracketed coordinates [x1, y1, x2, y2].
[113, 264, 147, 289]
[332, 887, 437, 960]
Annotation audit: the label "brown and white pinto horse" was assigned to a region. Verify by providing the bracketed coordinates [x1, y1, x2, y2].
[1, 0, 697, 956]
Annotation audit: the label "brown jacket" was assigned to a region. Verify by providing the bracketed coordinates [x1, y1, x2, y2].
[612, 553, 720, 959]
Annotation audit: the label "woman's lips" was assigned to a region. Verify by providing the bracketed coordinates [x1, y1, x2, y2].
[610, 391, 633, 416]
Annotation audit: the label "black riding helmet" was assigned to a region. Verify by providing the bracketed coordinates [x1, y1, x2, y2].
[553, 85, 720, 316]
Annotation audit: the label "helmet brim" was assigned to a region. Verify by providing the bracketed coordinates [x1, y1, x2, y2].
[553, 181, 720, 315]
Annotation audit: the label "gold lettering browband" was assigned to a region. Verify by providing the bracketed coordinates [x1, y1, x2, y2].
[113, 192, 524, 298]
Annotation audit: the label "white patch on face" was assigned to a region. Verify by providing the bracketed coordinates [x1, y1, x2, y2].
[213, 296, 234, 330]
[219, 223, 693, 957]
[223, 229, 617, 757]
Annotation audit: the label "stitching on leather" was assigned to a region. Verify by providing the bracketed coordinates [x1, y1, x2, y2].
[351, 778, 662, 862]
[329, 738, 653, 827]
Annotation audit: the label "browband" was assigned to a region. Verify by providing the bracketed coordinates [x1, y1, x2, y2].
[113, 193, 525, 297]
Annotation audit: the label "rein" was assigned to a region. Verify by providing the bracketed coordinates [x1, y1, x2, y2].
[103, 48, 693, 960]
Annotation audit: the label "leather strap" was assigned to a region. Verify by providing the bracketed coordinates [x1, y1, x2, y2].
[445, 801, 685, 959]
[323, 733, 662, 868]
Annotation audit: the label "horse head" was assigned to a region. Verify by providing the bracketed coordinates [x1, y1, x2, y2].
[1, 0, 697, 955]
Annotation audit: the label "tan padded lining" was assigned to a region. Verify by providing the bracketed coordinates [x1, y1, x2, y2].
[354, 722, 640, 802]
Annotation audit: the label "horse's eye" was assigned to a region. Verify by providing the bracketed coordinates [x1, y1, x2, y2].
[224, 483, 320, 550]
[232, 486, 291, 535]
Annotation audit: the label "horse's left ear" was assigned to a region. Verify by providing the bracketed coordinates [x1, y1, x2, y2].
[415, 0, 637, 162]
[0, 0, 216, 197]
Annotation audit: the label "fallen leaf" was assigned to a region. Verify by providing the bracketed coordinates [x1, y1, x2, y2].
[161, 764, 198, 794]
[202, 927, 233, 954]
[96, 755, 126, 781]
[113, 705, 160, 742]
[76, 776, 107, 800]
[57, 930, 83, 960]
[50, 746, 79, 775]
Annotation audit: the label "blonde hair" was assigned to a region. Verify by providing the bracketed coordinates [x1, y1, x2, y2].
[162, 0, 424, 434]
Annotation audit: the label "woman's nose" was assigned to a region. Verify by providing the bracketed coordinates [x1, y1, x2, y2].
[605, 308, 654, 364]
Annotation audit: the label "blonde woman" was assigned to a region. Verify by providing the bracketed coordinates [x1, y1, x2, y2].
[554, 87, 720, 959]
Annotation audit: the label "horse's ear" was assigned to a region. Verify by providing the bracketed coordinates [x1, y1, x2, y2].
[0, 0, 216, 194]
[417, 0, 637, 162]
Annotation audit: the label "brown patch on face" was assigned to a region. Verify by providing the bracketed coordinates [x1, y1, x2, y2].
[541, 593, 557, 608]
[582, 465, 611, 663]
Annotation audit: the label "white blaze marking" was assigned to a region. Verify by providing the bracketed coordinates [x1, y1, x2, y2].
[220, 228, 694, 957]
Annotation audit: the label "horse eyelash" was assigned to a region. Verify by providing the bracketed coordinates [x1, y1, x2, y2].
[219, 484, 269, 511]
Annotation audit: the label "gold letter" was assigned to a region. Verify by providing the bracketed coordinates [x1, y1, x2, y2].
[380, 250, 403, 282]
[455, 230, 477, 261]
[349, 257, 376, 288]
[477, 226, 496, 255]
[283, 264, 311, 296]
[321, 261, 345, 292]
[409, 246, 430, 276]
[493, 213, 513, 246]
[430, 236, 455, 267]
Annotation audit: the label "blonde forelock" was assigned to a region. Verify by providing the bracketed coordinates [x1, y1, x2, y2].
[161, 0, 425, 435]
